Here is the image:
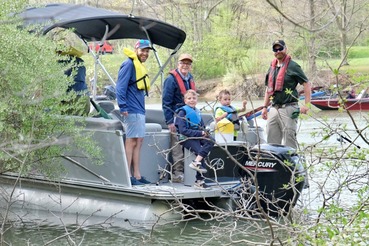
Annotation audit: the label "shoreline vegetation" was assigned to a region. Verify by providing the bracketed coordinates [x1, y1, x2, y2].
[85, 46, 369, 101]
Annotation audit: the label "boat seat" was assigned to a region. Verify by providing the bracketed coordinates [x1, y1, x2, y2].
[145, 109, 215, 130]
[146, 109, 167, 129]
[84, 117, 124, 131]
[109, 109, 162, 132]
[97, 101, 115, 113]
[145, 123, 162, 132]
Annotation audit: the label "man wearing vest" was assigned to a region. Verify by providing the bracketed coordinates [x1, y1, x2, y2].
[261, 40, 311, 149]
[116, 39, 152, 185]
[162, 54, 196, 183]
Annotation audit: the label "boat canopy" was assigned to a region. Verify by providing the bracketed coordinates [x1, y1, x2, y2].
[19, 3, 186, 50]
[18, 3, 187, 98]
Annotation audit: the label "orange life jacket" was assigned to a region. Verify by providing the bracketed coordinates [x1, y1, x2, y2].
[169, 70, 196, 95]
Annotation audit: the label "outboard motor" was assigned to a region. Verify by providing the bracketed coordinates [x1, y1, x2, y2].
[239, 143, 306, 216]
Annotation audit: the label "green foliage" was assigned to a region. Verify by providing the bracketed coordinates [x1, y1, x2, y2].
[347, 46, 369, 59]
[180, 5, 250, 80]
[0, 1, 101, 176]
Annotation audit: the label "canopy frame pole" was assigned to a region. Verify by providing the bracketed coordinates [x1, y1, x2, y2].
[83, 25, 117, 100]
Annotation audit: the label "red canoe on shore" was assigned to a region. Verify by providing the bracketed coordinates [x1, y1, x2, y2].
[311, 97, 369, 110]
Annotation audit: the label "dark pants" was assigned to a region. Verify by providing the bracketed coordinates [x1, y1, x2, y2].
[181, 137, 214, 180]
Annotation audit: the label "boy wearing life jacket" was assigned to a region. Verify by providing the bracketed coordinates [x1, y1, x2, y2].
[175, 90, 214, 189]
[215, 89, 247, 140]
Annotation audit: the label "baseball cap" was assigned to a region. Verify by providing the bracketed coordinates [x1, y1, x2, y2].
[272, 40, 286, 49]
[134, 39, 152, 49]
[178, 53, 193, 62]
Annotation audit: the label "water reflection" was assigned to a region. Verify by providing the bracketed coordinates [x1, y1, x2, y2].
[4, 220, 270, 245]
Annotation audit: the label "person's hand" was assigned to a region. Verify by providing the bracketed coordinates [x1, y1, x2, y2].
[300, 105, 310, 114]
[261, 107, 268, 120]
[168, 123, 176, 133]
[202, 130, 210, 138]
[242, 100, 247, 108]
[121, 111, 128, 117]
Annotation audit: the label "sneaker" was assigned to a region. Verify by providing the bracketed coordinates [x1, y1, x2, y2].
[189, 161, 207, 174]
[137, 176, 151, 184]
[130, 177, 144, 185]
[193, 180, 211, 190]
[172, 174, 184, 183]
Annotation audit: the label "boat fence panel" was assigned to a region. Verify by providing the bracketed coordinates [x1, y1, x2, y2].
[62, 118, 130, 187]
[140, 127, 171, 183]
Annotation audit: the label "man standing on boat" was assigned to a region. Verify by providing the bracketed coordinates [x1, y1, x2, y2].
[116, 39, 152, 185]
[261, 40, 311, 149]
[162, 54, 196, 183]
[57, 46, 91, 116]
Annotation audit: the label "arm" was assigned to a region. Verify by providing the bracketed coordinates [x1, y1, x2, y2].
[238, 100, 247, 112]
[162, 76, 177, 131]
[215, 108, 227, 122]
[116, 60, 132, 115]
[300, 82, 311, 114]
[261, 88, 270, 120]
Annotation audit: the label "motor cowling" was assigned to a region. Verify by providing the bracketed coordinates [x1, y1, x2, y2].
[239, 143, 306, 215]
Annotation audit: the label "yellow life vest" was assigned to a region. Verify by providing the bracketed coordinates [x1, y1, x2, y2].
[123, 48, 150, 95]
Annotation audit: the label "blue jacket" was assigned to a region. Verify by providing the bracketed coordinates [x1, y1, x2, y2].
[61, 56, 89, 94]
[162, 69, 195, 124]
[175, 106, 204, 138]
[116, 58, 145, 114]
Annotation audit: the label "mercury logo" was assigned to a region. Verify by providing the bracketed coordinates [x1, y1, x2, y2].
[209, 158, 224, 170]
[244, 160, 277, 169]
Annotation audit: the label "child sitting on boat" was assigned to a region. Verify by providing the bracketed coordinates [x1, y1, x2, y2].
[175, 90, 214, 189]
[214, 89, 247, 140]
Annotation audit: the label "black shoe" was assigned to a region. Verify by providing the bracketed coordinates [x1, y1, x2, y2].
[193, 180, 211, 190]
[137, 176, 151, 184]
[130, 177, 144, 185]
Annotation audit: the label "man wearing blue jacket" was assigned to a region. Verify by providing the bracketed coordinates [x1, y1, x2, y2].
[162, 54, 196, 183]
[116, 39, 152, 185]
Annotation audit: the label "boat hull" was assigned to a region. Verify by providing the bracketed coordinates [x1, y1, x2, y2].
[0, 108, 305, 225]
[0, 175, 183, 226]
[311, 98, 369, 110]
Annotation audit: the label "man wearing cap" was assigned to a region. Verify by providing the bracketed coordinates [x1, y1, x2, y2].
[162, 54, 196, 182]
[261, 40, 311, 149]
[58, 46, 91, 116]
[116, 39, 152, 185]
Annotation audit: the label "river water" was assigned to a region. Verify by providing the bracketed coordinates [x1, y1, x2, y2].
[3, 100, 369, 245]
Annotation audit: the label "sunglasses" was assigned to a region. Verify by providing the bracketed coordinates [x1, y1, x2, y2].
[179, 61, 192, 66]
[273, 46, 284, 52]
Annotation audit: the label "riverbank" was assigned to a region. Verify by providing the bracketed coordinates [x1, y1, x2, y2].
[148, 69, 339, 102]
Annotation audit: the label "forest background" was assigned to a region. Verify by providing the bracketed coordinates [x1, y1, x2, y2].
[29, 0, 369, 101]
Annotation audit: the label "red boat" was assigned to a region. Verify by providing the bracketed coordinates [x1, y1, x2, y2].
[311, 89, 369, 110]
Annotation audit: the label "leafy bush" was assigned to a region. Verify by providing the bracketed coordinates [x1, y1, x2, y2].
[0, 1, 101, 175]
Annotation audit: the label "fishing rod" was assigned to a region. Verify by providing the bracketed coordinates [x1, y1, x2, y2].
[337, 133, 361, 149]
[239, 91, 326, 121]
